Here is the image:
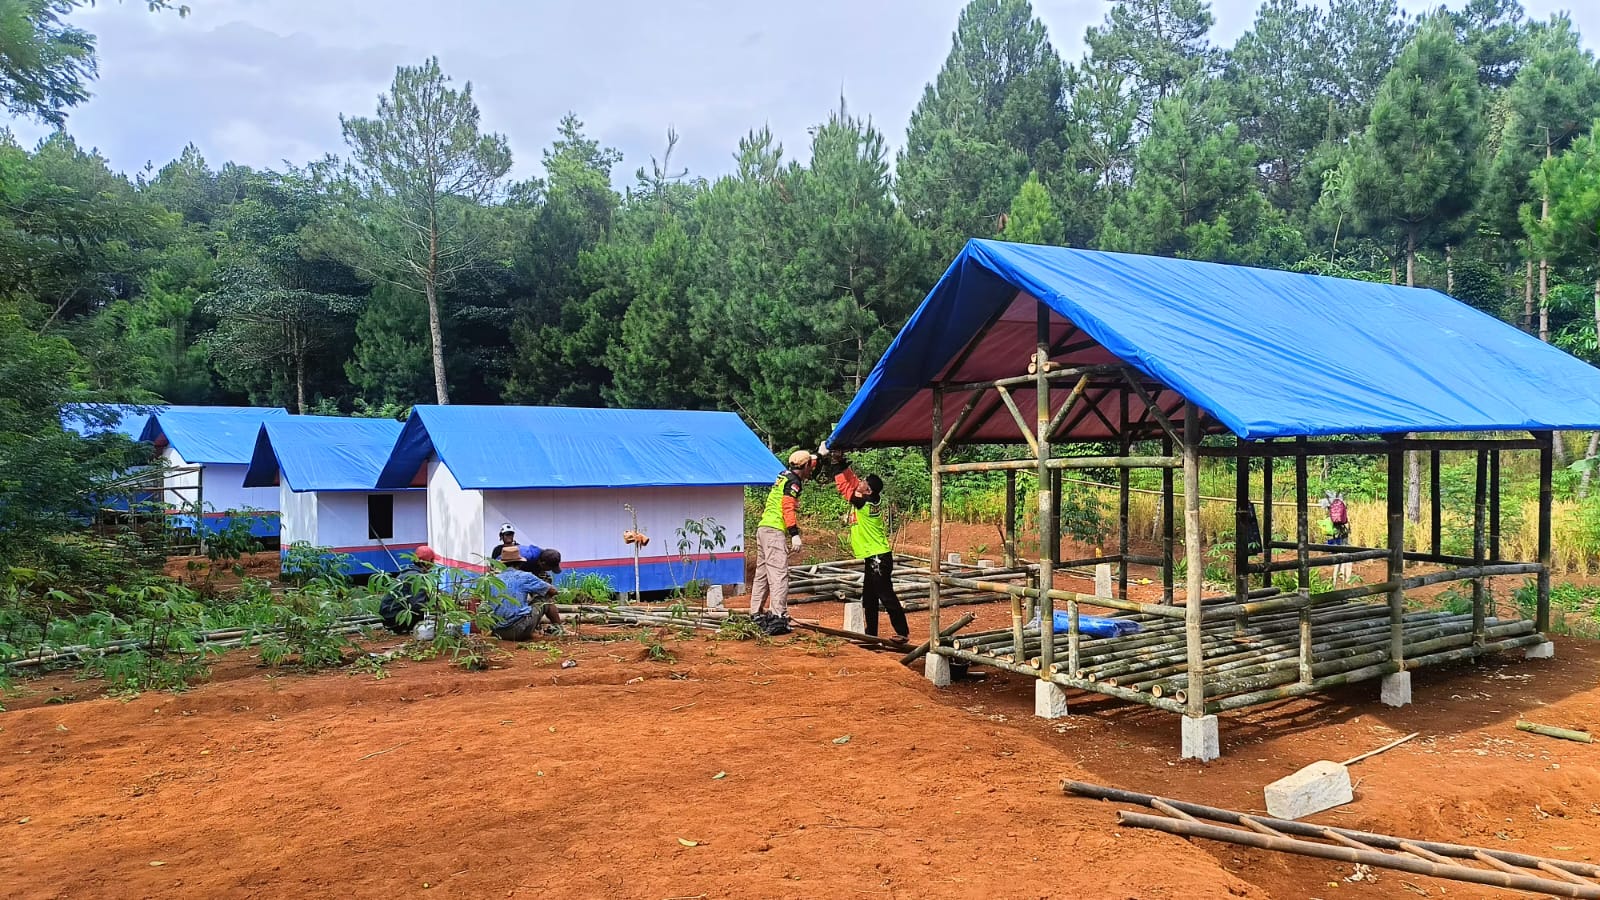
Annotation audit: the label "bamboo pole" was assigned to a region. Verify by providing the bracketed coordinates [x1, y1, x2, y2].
[939, 364, 1123, 394]
[1197, 438, 1547, 457]
[1387, 439, 1406, 670]
[1183, 405, 1205, 718]
[1516, 721, 1593, 743]
[1260, 440, 1274, 589]
[1440, 451, 1452, 557]
[1234, 441, 1249, 608]
[1491, 449, 1503, 562]
[1003, 470, 1017, 568]
[1115, 810, 1599, 898]
[1248, 549, 1392, 573]
[929, 386, 944, 656]
[935, 456, 1182, 474]
[1119, 390, 1131, 601]
[1037, 305, 1062, 679]
[1162, 433, 1175, 604]
[1474, 448, 1488, 647]
[900, 613, 977, 666]
[1537, 430, 1554, 633]
[1064, 781, 1600, 879]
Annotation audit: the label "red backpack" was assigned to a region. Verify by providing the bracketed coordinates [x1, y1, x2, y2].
[1329, 497, 1348, 526]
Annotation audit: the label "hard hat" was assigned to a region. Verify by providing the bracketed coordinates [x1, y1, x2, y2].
[788, 449, 814, 468]
[499, 522, 516, 535]
[415, 545, 436, 562]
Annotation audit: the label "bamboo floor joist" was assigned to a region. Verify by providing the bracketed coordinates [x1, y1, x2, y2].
[1065, 781, 1600, 898]
[784, 555, 1038, 608]
[941, 596, 1545, 715]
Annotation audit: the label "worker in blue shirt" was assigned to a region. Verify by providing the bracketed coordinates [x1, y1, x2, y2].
[485, 545, 562, 640]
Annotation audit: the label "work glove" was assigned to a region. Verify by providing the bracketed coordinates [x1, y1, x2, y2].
[791, 534, 802, 552]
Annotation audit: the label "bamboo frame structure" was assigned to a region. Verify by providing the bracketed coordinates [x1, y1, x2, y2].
[862, 299, 1557, 759]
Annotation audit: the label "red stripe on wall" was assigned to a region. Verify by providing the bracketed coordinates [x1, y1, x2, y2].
[434, 551, 723, 574]
[326, 542, 423, 555]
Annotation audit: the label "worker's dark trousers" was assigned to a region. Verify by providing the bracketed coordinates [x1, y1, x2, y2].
[862, 552, 910, 639]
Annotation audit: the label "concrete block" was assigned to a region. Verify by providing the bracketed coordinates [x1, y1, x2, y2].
[1265, 759, 1354, 820]
[976, 558, 995, 569]
[705, 585, 724, 609]
[843, 601, 866, 634]
[948, 552, 962, 565]
[925, 653, 951, 688]
[734, 582, 746, 596]
[1380, 671, 1412, 708]
[1181, 714, 1220, 762]
[1094, 563, 1113, 599]
[1525, 641, 1556, 660]
[1034, 680, 1068, 719]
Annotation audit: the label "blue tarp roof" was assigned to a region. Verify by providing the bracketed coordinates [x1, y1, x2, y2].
[375, 406, 781, 490]
[829, 240, 1600, 446]
[243, 416, 406, 492]
[139, 407, 289, 464]
[61, 404, 267, 440]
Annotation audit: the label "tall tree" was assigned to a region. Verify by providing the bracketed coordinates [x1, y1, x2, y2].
[1321, 0, 1412, 132]
[503, 114, 623, 406]
[337, 57, 511, 404]
[897, 0, 1066, 250]
[1481, 18, 1600, 337]
[1084, 0, 1217, 129]
[1348, 23, 1483, 524]
[199, 266, 359, 412]
[1225, 0, 1329, 208]
[1349, 24, 1484, 288]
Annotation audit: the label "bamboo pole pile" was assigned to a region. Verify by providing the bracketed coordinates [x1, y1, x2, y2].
[947, 599, 1543, 714]
[785, 556, 1035, 610]
[4, 615, 385, 671]
[556, 603, 729, 632]
[1066, 781, 1600, 899]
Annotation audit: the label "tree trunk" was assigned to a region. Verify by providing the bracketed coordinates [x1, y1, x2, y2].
[1539, 147, 1551, 343]
[1445, 244, 1453, 294]
[425, 219, 450, 405]
[1405, 229, 1420, 523]
[1524, 257, 1535, 332]
[295, 351, 306, 415]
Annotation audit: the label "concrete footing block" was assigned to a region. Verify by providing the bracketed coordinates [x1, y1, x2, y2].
[1380, 671, 1412, 707]
[1094, 563, 1113, 599]
[705, 585, 724, 609]
[1265, 760, 1354, 820]
[1182, 714, 1220, 761]
[843, 601, 866, 634]
[1525, 641, 1556, 660]
[925, 653, 951, 688]
[947, 552, 962, 565]
[1034, 680, 1069, 719]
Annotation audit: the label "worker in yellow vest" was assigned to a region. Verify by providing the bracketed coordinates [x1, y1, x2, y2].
[750, 449, 817, 620]
[823, 450, 909, 643]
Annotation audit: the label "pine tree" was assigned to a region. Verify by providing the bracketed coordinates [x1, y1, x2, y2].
[1000, 173, 1065, 245]
[897, 0, 1066, 251]
[1084, 0, 1217, 129]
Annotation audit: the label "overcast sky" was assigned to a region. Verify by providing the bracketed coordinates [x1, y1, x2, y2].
[7, 0, 1599, 184]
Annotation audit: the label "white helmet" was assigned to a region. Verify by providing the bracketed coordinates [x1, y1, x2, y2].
[499, 522, 516, 535]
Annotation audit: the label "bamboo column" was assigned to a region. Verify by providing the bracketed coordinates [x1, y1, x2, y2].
[1162, 434, 1175, 605]
[1296, 439, 1313, 683]
[1037, 306, 1063, 676]
[1473, 449, 1488, 647]
[1490, 449, 1502, 563]
[1234, 440, 1250, 606]
[1536, 430, 1553, 633]
[1261, 439, 1274, 589]
[1440, 445, 1452, 554]
[1050, 468, 1063, 565]
[1119, 390, 1131, 600]
[1387, 437, 1407, 669]
[1003, 470, 1017, 568]
[929, 386, 945, 654]
[1183, 405, 1205, 717]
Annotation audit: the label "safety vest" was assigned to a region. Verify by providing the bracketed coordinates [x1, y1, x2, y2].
[758, 472, 801, 532]
[850, 500, 890, 559]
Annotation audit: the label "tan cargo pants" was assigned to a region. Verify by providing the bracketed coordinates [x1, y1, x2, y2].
[749, 525, 790, 616]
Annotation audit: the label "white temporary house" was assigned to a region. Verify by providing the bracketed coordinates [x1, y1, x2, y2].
[243, 416, 426, 574]
[139, 407, 289, 538]
[375, 406, 780, 594]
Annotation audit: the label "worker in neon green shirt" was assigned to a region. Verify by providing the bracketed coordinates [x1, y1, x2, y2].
[822, 449, 909, 643]
[750, 449, 817, 619]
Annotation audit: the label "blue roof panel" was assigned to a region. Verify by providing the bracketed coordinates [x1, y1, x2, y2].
[829, 240, 1600, 445]
[376, 406, 781, 490]
[139, 408, 289, 464]
[243, 416, 405, 491]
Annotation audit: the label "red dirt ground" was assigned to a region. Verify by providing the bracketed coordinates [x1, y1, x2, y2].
[6, 536, 1599, 898]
